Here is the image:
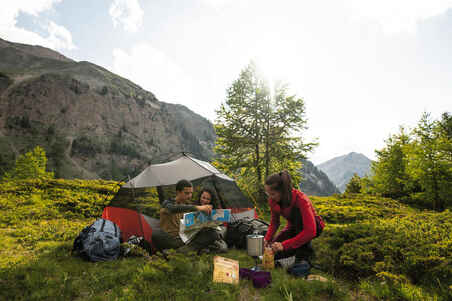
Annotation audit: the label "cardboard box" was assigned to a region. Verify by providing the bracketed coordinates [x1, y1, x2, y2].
[213, 256, 239, 285]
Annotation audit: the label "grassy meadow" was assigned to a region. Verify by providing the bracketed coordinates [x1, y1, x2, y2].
[0, 178, 451, 300]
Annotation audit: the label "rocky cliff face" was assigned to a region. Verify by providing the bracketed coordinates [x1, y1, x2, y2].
[0, 38, 216, 179]
[300, 159, 340, 196]
[317, 152, 372, 192]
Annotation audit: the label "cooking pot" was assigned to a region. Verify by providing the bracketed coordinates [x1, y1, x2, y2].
[246, 233, 264, 257]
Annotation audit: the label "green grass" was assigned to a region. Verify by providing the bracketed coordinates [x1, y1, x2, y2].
[1, 178, 451, 300]
[1, 244, 349, 301]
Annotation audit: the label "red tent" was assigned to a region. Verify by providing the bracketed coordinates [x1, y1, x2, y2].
[102, 207, 154, 244]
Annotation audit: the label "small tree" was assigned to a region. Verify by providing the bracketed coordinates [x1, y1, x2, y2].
[371, 127, 412, 199]
[345, 173, 362, 194]
[407, 112, 452, 210]
[2, 146, 54, 180]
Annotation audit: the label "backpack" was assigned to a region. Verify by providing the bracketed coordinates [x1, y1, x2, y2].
[226, 218, 269, 249]
[73, 219, 121, 262]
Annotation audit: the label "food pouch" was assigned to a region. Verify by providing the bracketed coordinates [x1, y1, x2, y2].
[262, 247, 274, 269]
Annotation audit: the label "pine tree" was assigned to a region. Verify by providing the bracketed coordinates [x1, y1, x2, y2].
[371, 127, 412, 199]
[345, 173, 362, 194]
[407, 112, 452, 210]
[2, 146, 54, 180]
[368, 112, 452, 210]
[214, 62, 316, 199]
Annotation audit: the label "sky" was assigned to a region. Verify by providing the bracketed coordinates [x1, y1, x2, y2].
[1, 0, 451, 164]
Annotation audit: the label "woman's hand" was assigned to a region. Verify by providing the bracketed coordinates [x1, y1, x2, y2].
[271, 242, 284, 252]
[196, 204, 213, 215]
[264, 240, 270, 248]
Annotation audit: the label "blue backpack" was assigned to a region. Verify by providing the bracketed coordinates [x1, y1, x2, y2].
[73, 219, 121, 262]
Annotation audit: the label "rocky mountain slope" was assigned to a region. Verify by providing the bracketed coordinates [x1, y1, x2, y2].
[0, 38, 215, 179]
[317, 152, 372, 192]
[300, 159, 340, 196]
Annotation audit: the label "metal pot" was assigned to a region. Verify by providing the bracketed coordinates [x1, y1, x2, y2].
[246, 234, 264, 257]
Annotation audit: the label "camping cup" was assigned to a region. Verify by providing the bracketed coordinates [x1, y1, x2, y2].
[246, 234, 264, 257]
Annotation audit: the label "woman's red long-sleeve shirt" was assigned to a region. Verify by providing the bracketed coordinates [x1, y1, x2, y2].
[264, 189, 318, 250]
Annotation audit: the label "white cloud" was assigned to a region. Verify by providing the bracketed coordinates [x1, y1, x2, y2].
[345, 0, 452, 34]
[200, 0, 452, 34]
[45, 21, 75, 50]
[112, 43, 198, 111]
[109, 0, 143, 33]
[0, 0, 75, 51]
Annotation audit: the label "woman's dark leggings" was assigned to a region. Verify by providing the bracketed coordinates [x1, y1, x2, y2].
[272, 229, 314, 262]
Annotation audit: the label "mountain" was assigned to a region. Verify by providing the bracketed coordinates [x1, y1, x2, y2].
[299, 159, 340, 196]
[0, 38, 216, 179]
[317, 152, 372, 193]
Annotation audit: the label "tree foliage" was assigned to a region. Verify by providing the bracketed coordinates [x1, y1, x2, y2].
[367, 112, 452, 211]
[371, 127, 412, 199]
[214, 62, 316, 200]
[345, 173, 362, 194]
[407, 112, 452, 210]
[2, 146, 54, 181]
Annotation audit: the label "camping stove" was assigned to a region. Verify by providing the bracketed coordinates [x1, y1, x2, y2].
[246, 232, 264, 271]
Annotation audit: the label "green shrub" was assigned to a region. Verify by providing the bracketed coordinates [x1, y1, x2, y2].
[311, 195, 412, 224]
[344, 173, 362, 194]
[0, 178, 120, 226]
[317, 210, 452, 288]
[2, 146, 53, 181]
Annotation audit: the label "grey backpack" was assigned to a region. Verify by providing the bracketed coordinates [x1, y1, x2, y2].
[73, 219, 121, 262]
[225, 218, 269, 249]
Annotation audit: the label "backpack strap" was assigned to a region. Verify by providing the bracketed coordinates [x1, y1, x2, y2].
[72, 236, 83, 254]
[72, 225, 92, 254]
[100, 219, 106, 232]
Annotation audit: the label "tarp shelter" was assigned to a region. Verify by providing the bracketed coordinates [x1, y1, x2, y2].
[104, 153, 254, 249]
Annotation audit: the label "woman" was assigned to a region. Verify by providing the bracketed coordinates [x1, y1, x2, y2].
[198, 188, 217, 207]
[264, 171, 324, 264]
[196, 187, 228, 253]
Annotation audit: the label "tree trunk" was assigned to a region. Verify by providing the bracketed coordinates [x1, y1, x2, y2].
[431, 161, 442, 211]
[255, 142, 261, 184]
[264, 120, 270, 180]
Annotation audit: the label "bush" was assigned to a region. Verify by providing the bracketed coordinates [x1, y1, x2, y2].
[317, 210, 452, 287]
[2, 146, 53, 181]
[311, 195, 410, 224]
